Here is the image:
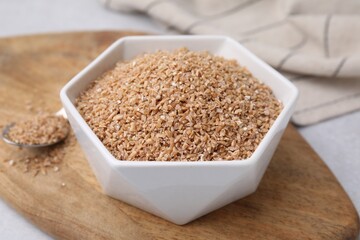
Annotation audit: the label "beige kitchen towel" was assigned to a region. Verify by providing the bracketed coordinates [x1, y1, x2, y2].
[102, 0, 360, 125]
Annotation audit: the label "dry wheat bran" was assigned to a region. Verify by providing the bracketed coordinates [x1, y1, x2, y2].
[76, 48, 282, 161]
[3, 132, 76, 176]
[8, 115, 69, 145]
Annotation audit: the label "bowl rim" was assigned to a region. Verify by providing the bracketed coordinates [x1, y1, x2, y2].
[60, 35, 299, 168]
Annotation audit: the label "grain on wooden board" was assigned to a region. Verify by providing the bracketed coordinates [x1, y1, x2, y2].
[2, 109, 76, 176]
[76, 48, 283, 161]
[3, 132, 76, 176]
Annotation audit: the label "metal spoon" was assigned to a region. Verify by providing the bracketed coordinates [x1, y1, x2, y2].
[1, 108, 68, 148]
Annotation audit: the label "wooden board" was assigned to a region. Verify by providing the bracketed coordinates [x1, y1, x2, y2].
[0, 31, 359, 240]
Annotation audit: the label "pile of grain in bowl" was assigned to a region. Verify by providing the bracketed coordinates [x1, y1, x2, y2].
[76, 48, 282, 161]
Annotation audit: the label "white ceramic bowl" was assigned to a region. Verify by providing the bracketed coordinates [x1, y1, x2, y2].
[60, 36, 298, 225]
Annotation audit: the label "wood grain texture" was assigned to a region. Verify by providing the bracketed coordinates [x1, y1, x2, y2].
[0, 31, 359, 240]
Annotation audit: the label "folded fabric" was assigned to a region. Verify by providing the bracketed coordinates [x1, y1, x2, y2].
[101, 0, 360, 125]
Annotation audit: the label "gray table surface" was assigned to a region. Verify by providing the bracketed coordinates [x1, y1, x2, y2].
[0, 0, 359, 239]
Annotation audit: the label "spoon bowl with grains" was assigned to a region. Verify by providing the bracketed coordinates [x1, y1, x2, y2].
[60, 36, 298, 225]
[2, 109, 69, 148]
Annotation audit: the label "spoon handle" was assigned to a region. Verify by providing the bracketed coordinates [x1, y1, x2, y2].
[55, 108, 67, 119]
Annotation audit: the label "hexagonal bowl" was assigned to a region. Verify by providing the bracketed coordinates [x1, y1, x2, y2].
[60, 35, 298, 225]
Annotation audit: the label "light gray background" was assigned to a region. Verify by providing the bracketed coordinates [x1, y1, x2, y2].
[0, 0, 359, 239]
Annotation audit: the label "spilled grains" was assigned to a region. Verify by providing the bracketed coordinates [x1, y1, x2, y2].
[5, 136, 76, 176]
[3, 129, 76, 176]
[76, 48, 282, 161]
